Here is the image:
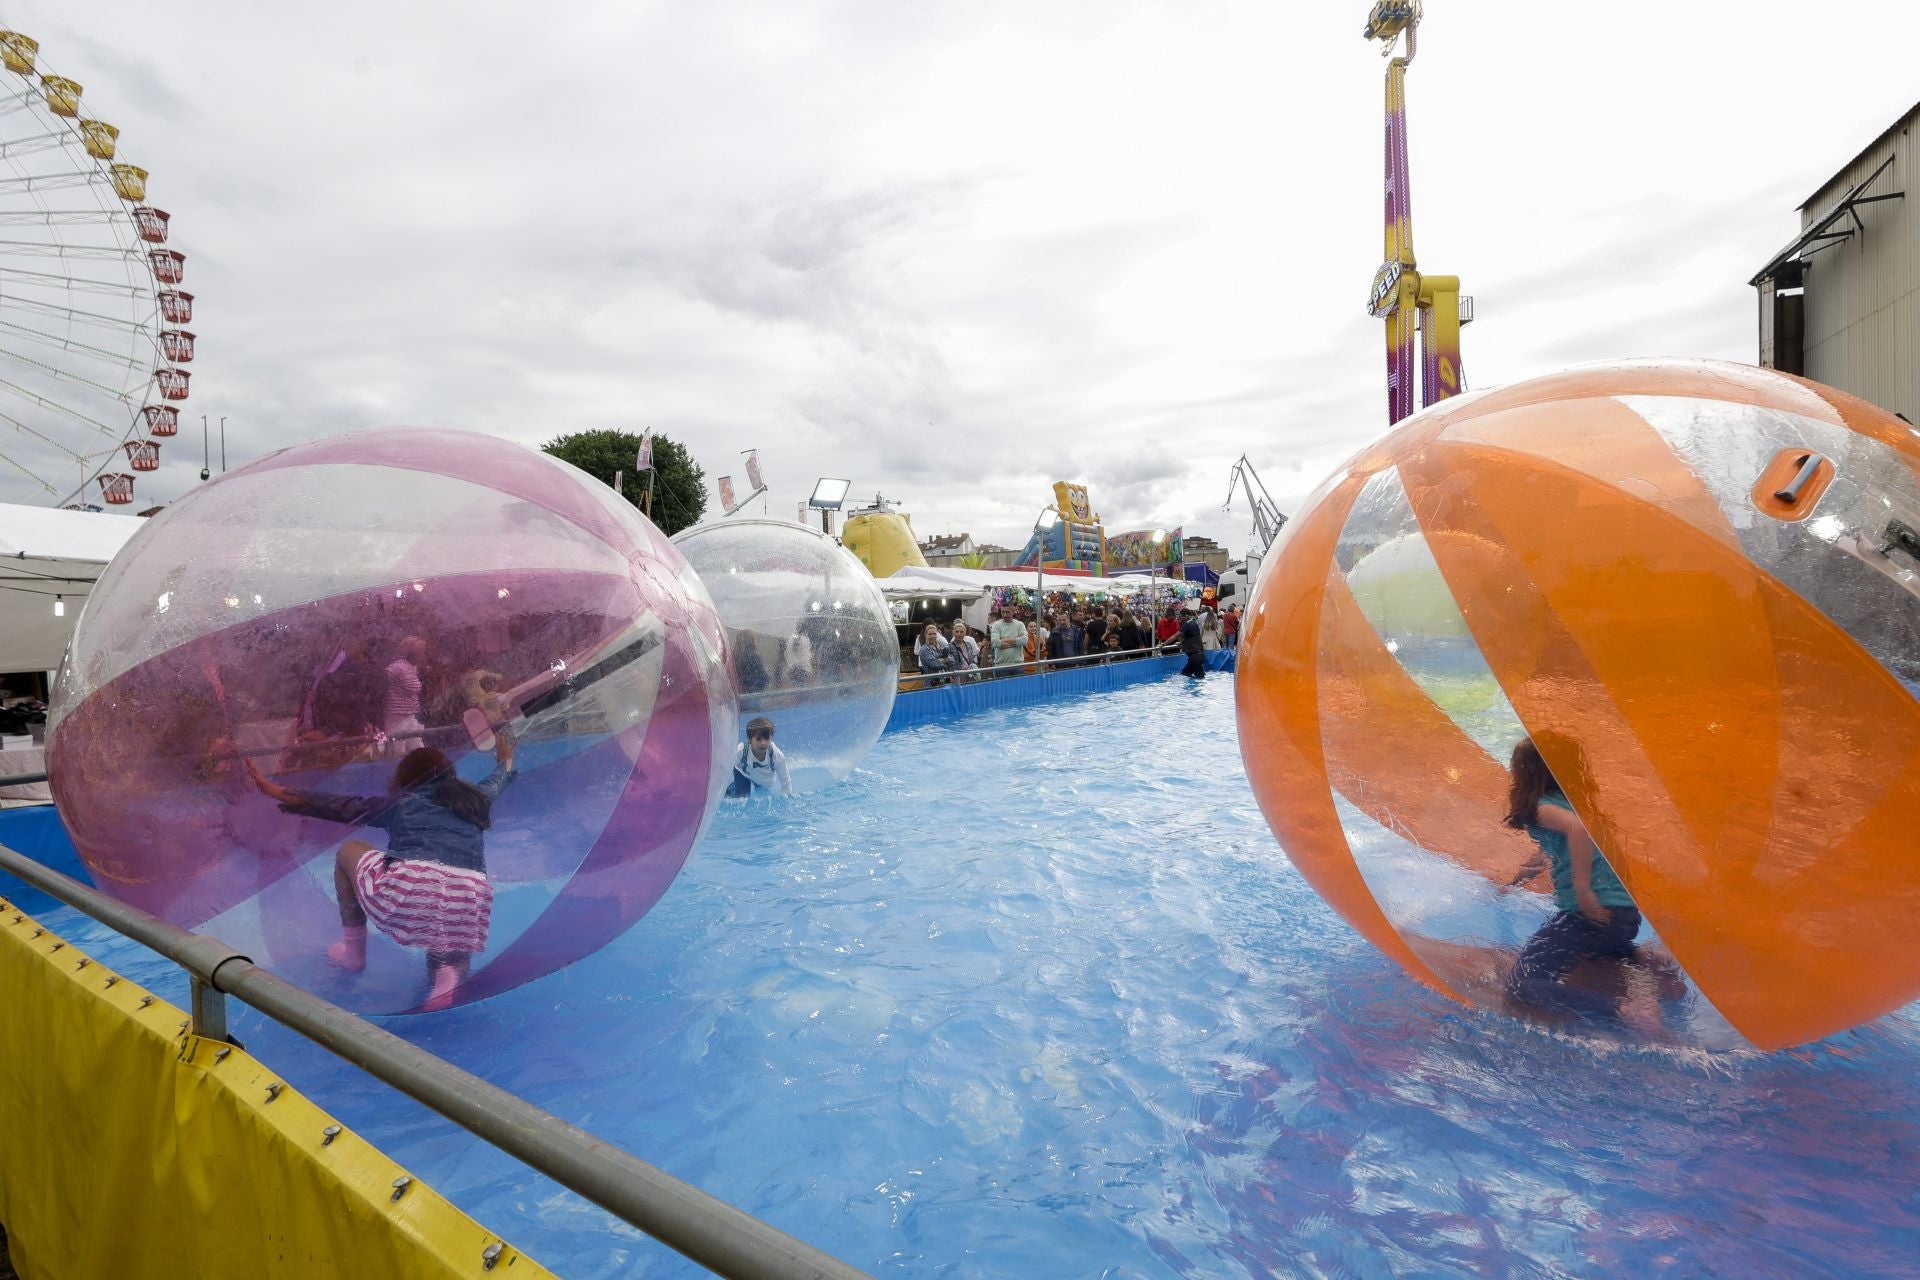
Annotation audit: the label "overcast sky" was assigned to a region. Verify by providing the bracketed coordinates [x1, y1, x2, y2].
[7, 0, 1916, 554]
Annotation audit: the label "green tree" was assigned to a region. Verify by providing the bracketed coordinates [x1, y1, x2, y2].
[542, 429, 707, 535]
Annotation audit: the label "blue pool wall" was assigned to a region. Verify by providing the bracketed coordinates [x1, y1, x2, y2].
[0, 802, 86, 909]
[885, 649, 1234, 730]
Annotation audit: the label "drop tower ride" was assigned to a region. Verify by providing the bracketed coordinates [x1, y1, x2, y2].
[1364, 2, 1469, 424]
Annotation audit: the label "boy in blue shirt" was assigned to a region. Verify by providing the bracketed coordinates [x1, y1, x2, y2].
[725, 716, 793, 797]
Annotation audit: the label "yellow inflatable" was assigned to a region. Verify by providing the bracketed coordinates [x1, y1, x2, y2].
[843, 508, 926, 578]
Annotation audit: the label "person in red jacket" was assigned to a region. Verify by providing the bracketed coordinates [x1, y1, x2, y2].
[1155, 608, 1181, 650]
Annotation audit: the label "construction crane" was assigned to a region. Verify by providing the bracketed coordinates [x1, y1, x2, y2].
[1220, 456, 1288, 603]
[1365, 0, 1471, 424]
[1225, 455, 1288, 558]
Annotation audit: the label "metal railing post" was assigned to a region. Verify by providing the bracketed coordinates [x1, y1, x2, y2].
[190, 975, 229, 1042]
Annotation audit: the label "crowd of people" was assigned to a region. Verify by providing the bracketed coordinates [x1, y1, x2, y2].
[907, 599, 1241, 686]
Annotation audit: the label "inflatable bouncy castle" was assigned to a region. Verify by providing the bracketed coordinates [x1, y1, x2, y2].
[1016, 482, 1107, 575]
[841, 497, 927, 579]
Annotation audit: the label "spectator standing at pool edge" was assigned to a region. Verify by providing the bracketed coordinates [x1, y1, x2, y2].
[1084, 609, 1108, 654]
[949, 620, 979, 681]
[915, 623, 956, 684]
[1047, 612, 1082, 662]
[1156, 608, 1181, 652]
[990, 606, 1027, 675]
[383, 635, 429, 756]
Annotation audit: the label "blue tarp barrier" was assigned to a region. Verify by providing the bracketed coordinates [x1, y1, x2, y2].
[0, 802, 91, 911]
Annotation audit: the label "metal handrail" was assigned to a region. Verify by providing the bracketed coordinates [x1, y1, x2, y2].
[899, 642, 1177, 689]
[0, 770, 47, 787]
[0, 839, 870, 1280]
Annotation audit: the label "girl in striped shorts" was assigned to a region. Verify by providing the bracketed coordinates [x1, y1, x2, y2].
[249, 732, 516, 1011]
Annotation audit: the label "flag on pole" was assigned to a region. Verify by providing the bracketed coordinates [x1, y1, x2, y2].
[743, 449, 763, 492]
[636, 430, 654, 472]
[717, 475, 736, 512]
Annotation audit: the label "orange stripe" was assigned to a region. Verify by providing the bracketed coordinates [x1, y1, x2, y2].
[1238, 469, 1461, 1002]
[1316, 567, 1540, 889]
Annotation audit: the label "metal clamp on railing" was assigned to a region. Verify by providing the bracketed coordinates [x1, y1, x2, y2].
[0, 838, 871, 1280]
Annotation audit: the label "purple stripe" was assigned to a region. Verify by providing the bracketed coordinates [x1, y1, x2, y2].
[49, 567, 650, 925]
[455, 632, 725, 1002]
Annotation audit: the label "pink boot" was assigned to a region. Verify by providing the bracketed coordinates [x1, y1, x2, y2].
[420, 962, 463, 1012]
[325, 926, 367, 972]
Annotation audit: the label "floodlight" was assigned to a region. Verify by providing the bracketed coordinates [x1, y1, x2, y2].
[1035, 508, 1059, 531]
[808, 478, 852, 510]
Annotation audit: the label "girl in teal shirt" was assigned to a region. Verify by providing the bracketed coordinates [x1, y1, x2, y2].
[1502, 738, 1660, 1032]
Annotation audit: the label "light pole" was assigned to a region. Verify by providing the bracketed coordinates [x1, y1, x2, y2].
[1148, 528, 1167, 651]
[1033, 507, 1058, 657]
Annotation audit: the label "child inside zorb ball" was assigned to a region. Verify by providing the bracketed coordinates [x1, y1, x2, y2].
[726, 716, 792, 797]
[48, 429, 738, 1016]
[246, 731, 517, 1011]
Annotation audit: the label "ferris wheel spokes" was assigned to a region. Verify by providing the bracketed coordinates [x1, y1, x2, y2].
[0, 319, 149, 372]
[1, 292, 159, 338]
[0, 26, 202, 508]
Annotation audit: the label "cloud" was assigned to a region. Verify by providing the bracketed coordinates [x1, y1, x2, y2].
[2, 0, 1913, 562]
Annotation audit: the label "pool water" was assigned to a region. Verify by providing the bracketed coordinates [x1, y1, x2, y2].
[21, 673, 1920, 1277]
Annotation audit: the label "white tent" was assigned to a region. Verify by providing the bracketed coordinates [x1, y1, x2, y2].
[0, 502, 147, 673]
[877, 568, 990, 602]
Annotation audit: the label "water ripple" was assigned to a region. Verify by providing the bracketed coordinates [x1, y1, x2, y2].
[28, 672, 1920, 1277]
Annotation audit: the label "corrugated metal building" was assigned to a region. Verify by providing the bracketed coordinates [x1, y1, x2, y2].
[1752, 101, 1917, 420]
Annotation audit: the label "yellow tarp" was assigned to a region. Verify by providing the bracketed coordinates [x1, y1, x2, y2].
[0, 897, 555, 1279]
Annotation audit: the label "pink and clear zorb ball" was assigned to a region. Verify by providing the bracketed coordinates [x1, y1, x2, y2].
[47, 430, 735, 1014]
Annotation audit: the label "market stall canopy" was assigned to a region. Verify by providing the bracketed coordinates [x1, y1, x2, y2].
[0, 501, 146, 672]
[878, 568, 991, 602]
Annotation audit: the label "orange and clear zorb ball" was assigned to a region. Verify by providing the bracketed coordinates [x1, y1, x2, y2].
[1236, 359, 1920, 1050]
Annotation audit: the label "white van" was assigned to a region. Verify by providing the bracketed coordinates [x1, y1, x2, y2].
[1215, 556, 1258, 607]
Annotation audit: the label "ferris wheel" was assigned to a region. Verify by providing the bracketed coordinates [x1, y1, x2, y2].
[0, 27, 195, 510]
